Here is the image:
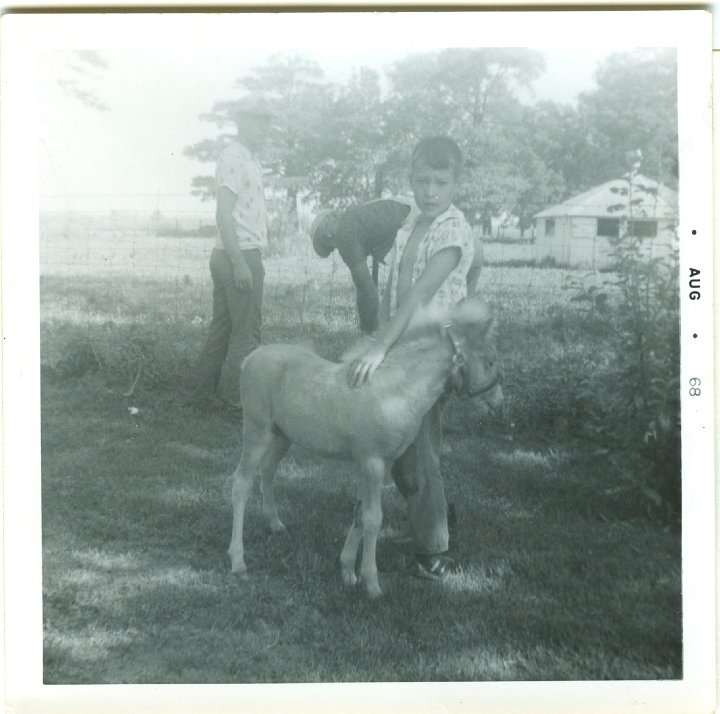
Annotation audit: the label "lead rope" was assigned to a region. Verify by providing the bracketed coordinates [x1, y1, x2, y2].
[443, 324, 466, 395]
[443, 323, 500, 398]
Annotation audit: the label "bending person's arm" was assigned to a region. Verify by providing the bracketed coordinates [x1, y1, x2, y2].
[378, 270, 392, 328]
[349, 261, 380, 333]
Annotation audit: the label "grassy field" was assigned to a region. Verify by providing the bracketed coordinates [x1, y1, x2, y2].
[40, 237, 682, 683]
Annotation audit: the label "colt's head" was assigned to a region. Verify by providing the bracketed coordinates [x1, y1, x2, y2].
[448, 300, 503, 412]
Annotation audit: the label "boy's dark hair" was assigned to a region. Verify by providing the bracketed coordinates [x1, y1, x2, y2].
[411, 137, 464, 179]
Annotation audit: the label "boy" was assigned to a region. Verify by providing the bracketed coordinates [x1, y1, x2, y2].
[186, 96, 273, 416]
[347, 137, 475, 578]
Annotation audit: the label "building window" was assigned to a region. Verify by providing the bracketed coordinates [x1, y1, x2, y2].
[597, 218, 620, 238]
[545, 218, 555, 237]
[629, 220, 658, 238]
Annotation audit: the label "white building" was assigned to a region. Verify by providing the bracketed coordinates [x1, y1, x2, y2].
[533, 174, 678, 268]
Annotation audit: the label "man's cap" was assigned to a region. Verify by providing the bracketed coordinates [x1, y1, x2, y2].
[310, 209, 340, 258]
[233, 95, 278, 120]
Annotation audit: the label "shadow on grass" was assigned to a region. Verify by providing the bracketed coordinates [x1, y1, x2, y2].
[41, 372, 682, 684]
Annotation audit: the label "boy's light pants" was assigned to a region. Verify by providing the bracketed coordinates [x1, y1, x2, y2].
[391, 398, 449, 556]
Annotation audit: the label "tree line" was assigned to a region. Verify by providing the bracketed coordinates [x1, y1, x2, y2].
[183, 48, 678, 230]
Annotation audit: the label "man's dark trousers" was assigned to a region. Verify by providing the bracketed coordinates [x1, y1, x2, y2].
[190, 247, 264, 408]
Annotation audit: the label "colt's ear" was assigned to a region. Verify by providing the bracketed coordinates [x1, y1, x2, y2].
[457, 300, 495, 339]
[454, 298, 491, 326]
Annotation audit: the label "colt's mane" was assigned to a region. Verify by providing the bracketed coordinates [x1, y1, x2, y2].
[340, 301, 492, 368]
[340, 313, 441, 367]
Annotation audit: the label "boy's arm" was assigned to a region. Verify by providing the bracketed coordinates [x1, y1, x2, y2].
[349, 261, 380, 333]
[347, 246, 460, 386]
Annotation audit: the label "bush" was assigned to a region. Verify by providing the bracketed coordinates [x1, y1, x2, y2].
[41, 319, 203, 395]
[41, 326, 101, 381]
[523, 168, 681, 521]
[493, 241, 679, 524]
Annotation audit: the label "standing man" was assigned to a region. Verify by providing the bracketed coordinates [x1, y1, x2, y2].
[186, 96, 273, 416]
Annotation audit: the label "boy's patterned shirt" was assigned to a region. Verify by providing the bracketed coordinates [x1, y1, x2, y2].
[387, 204, 475, 317]
[215, 141, 268, 251]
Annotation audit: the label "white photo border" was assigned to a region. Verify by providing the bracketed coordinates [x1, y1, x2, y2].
[2, 8, 715, 714]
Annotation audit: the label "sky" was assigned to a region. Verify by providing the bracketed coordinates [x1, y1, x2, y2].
[39, 45, 615, 217]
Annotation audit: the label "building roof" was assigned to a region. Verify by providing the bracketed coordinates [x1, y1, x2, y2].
[534, 174, 678, 220]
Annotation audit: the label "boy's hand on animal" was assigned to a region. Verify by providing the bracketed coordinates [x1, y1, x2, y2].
[233, 261, 253, 290]
[348, 342, 387, 387]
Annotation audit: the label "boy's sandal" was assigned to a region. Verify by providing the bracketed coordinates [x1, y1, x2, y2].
[414, 553, 459, 580]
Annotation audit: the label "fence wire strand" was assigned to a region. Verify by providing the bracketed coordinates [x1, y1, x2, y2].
[39, 197, 631, 330]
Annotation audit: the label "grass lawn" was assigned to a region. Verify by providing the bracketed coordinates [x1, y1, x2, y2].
[40, 262, 682, 683]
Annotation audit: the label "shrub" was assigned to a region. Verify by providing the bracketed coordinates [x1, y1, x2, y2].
[41, 319, 203, 395]
[549, 168, 681, 520]
[41, 325, 101, 381]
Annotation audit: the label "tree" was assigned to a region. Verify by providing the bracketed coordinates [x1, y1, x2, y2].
[382, 48, 554, 220]
[578, 48, 678, 187]
[54, 50, 110, 111]
[521, 101, 594, 199]
[184, 52, 335, 227]
[384, 48, 544, 138]
[237, 53, 335, 223]
[305, 67, 389, 205]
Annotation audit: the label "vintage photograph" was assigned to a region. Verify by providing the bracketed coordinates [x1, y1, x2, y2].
[2, 8, 715, 713]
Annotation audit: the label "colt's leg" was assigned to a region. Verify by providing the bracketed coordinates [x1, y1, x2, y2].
[357, 456, 386, 599]
[260, 431, 291, 533]
[228, 423, 273, 576]
[340, 500, 363, 587]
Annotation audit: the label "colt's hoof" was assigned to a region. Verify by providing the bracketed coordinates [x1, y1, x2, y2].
[365, 583, 383, 599]
[229, 559, 249, 579]
[341, 569, 358, 587]
[267, 519, 287, 534]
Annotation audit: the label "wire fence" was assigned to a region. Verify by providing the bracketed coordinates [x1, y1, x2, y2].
[39, 192, 640, 329]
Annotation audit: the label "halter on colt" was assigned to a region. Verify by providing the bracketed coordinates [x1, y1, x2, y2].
[227, 300, 502, 598]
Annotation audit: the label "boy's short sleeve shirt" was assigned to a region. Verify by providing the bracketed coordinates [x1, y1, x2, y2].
[388, 204, 474, 317]
[215, 140, 268, 251]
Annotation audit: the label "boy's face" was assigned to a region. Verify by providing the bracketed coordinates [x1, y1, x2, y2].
[411, 165, 458, 220]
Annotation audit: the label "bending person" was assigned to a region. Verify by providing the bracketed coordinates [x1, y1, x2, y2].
[311, 199, 411, 333]
[312, 199, 483, 333]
